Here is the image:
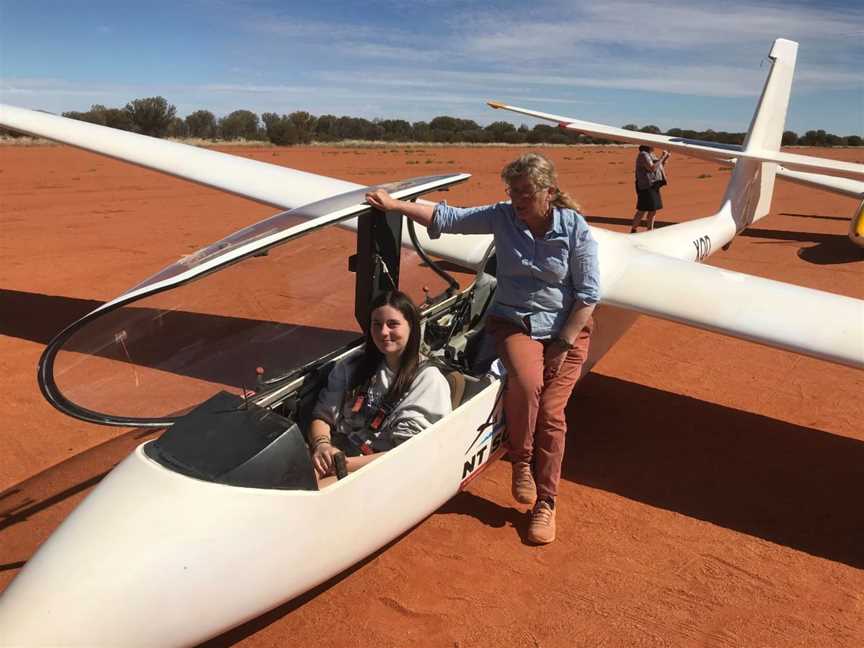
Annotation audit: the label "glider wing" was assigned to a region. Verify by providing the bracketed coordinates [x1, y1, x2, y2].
[487, 101, 864, 180]
[0, 103, 360, 210]
[487, 101, 738, 163]
[603, 250, 864, 369]
[776, 166, 864, 198]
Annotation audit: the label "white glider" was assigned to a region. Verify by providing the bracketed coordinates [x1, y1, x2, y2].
[0, 37, 862, 647]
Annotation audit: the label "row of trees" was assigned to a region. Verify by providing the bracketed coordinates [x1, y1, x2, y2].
[3, 96, 861, 147]
[623, 124, 862, 147]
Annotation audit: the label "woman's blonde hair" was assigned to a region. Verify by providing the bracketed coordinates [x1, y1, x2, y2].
[500, 152, 581, 212]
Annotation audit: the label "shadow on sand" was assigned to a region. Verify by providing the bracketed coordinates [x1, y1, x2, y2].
[563, 373, 864, 568]
[780, 211, 850, 222]
[0, 290, 102, 344]
[0, 428, 161, 538]
[796, 241, 864, 264]
[0, 289, 360, 392]
[742, 226, 863, 264]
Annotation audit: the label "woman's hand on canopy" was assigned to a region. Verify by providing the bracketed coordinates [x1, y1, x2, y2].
[366, 189, 399, 213]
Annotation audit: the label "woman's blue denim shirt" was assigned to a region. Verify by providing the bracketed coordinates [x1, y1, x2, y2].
[429, 201, 600, 339]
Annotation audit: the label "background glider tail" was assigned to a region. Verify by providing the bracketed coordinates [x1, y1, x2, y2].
[722, 39, 797, 232]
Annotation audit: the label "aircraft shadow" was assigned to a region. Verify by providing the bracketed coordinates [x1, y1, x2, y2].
[731, 223, 862, 263]
[0, 290, 102, 343]
[741, 227, 864, 264]
[797, 241, 864, 265]
[741, 226, 848, 246]
[0, 289, 360, 390]
[0, 427, 161, 593]
[0, 562, 26, 573]
[563, 373, 864, 568]
[437, 490, 523, 530]
[780, 212, 849, 222]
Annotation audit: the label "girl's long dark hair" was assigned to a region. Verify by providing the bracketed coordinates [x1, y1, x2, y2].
[351, 290, 422, 406]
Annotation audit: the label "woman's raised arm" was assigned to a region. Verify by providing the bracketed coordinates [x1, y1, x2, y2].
[366, 189, 436, 228]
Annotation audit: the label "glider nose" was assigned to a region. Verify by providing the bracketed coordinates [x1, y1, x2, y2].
[0, 449, 192, 645]
[0, 443, 337, 646]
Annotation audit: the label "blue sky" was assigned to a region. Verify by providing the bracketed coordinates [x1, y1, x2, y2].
[1, 0, 861, 135]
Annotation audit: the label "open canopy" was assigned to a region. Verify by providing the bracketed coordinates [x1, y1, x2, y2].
[38, 174, 468, 427]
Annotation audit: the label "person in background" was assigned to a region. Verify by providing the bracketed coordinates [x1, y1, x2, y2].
[631, 145, 670, 232]
[366, 153, 600, 545]
[309, 290, 451, 479]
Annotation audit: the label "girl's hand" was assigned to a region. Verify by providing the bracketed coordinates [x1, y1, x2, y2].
[312, 442, 342, 477]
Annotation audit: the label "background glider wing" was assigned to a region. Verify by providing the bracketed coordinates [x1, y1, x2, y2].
[602, 251, 864, 369]
[776, 166, 864, 198]
[487, 101, 864, 180]
[487, 101, 737, 163]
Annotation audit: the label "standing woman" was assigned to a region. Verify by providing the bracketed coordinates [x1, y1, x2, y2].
[366, 153, 600, 544]
[631, 145, 670, 232]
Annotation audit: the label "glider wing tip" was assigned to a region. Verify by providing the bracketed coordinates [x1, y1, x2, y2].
[487, 100, 506, 110]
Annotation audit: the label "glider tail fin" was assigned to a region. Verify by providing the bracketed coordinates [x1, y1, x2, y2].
[724, 38, 798, 230]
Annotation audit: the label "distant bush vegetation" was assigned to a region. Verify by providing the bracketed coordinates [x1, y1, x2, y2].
[1, 96, 860, 147]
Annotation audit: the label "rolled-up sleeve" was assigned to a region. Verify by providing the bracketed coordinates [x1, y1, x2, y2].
[570, 228, 601, 305]
[428, 201, 499, 239]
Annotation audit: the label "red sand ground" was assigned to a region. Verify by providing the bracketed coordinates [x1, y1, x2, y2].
[1, 144, 862, 647]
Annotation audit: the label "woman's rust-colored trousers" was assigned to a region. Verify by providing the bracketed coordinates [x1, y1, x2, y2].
[486, 317, 592, 501]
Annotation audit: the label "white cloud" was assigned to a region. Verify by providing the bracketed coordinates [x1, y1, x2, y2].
[455, 0, 864, 53]
[227, 0, 861, 102]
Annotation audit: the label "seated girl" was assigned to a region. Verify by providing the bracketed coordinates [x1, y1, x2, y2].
[308, 290, 452, 479]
